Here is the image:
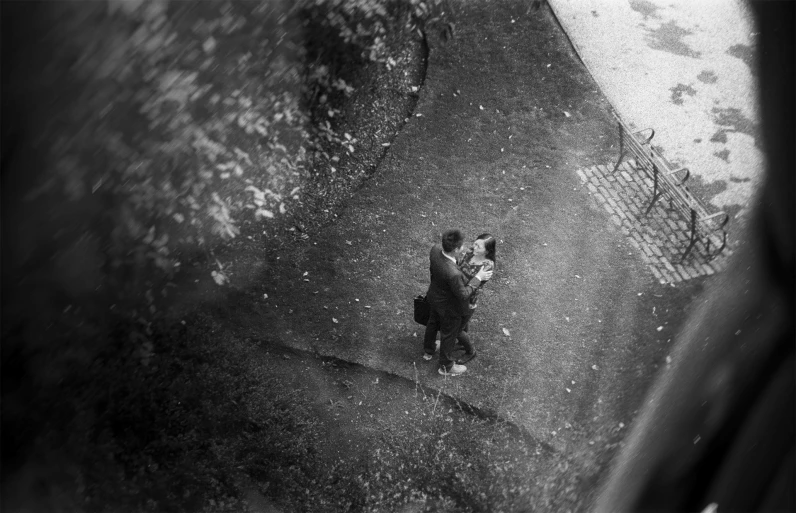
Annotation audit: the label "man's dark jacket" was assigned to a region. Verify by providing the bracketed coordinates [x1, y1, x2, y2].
[425, 244, 480, 317]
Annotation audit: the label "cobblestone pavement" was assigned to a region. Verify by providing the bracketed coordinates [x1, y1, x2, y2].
[576, 161, 731, 284]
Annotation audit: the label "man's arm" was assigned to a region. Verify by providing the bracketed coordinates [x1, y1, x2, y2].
[448, 271, 480, 303]
[477, 260, 495, 284]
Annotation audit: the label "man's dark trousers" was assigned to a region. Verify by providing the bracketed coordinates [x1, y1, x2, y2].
[424, 305, 466, 371]
[423, 311, 474, 361]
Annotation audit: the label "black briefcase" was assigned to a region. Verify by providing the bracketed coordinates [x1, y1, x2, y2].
[413, 294, 430, 325]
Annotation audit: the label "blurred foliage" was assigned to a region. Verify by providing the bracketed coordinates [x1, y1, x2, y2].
[4, 0, 439, 355]
[31, 1, 307, 285]
[1, 0, 456, 510]
[38, 0, 443, 279]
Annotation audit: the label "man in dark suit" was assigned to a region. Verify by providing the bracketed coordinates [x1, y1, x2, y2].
[423, 229, 493, 376]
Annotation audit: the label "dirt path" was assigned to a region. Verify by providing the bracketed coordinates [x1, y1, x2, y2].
[204, 0, 706, 461]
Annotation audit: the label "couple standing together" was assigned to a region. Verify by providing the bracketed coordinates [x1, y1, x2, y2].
[422, 229, 496, 376]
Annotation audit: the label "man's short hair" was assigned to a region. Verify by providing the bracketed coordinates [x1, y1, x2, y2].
[441, 229, 464, 253]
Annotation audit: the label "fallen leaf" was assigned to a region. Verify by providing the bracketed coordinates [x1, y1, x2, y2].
[211, 270, 228, 286]
[564, 111, 571, 118]
[255, 209, 274, 220]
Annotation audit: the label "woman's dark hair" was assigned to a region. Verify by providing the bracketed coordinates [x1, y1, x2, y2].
[441, 229, 464, 253]
[476, 233, 496, 262]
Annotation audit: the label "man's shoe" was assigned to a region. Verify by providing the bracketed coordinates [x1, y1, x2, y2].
[456, 350, 477, 365]
[438, 363, 467, 376]
[422, 340, 441, 361]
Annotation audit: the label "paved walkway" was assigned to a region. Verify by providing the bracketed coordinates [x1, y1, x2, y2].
[549, 0, 761, 227]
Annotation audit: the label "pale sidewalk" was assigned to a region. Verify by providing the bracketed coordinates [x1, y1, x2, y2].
[548, 0, 761, 223]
